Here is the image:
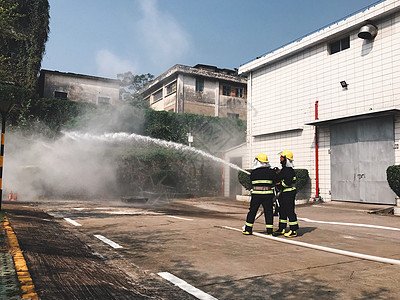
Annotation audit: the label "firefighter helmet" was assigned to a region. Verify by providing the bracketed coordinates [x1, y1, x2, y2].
[280, 150, 294, 161]
[255, 153, 269, 163]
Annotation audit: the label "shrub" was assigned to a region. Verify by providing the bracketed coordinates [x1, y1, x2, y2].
[387, 165, 400, 197]
[238, 168, 309, 192]
[295, 169, 309, 191]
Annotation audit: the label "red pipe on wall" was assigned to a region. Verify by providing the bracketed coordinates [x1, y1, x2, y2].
[315, 101, 320, 200]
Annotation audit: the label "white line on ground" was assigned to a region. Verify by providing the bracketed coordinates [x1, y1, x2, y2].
[222, 226, 400, 266]
[64, 218, 82, 226]
[94, 234, 123, 249]
[158, 272, 218, 300]
[298, 217, 400, 231]
[312, 205, 367, 212]
[167, 215, 193, 221]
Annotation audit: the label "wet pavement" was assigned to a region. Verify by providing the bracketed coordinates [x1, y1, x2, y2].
[1, 197, 400, 299]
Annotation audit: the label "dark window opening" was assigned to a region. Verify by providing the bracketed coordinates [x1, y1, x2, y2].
[166, 82, 176, 95]
[98, 97, 110, 105]
[223, 85, 231, 96]
[227, 113, 239, 119]
[235, 88, 243, 98]
[196, 78, 204, 92]
[153, 89, 163, 102]
[54, 91, 68, 99]
[329, 36, 350, 55]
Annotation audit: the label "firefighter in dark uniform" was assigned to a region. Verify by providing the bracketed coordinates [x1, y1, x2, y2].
[242, 153, 278, 235]
[273, 150, 299, 237]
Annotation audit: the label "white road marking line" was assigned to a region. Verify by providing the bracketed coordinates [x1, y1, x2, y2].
[298, 217, 400, 231]
[167, 215, 193, 221]
[94, 235, 123, 249]
[64, 218, 82, 226]
[222, 226, 400, 266]
[158, 272, 218, 300]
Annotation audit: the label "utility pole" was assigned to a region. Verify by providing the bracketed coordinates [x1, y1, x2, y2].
[0, 85, 16, 210]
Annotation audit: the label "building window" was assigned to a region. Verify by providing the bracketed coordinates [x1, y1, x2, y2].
[222, 85, 231, 96]
[235, 88, 243, 98]
[153, 89, 163, 102]
[166, 82, 176, 95]
[329, 36, 350, 55]
[98, 96, 110, 105]
[54, 91, 67, 99]
[227, 113, 239, 119]
[196, 78, 204, 92]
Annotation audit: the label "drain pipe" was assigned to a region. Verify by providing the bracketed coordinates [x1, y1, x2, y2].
[221, 153, 224, 197]
[314, 101, 320, 201]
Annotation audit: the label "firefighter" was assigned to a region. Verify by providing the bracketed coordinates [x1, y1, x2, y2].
[273, 150, 299, 237]
[242, 153, 278, 235]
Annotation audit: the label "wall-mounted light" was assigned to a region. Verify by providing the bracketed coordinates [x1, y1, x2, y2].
[358, 24, 378, 40]
[340, 81, 348, 89]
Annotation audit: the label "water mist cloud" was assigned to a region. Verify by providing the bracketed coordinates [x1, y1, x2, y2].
[96, 49, 138, 78]
[137, 0, 192, 65]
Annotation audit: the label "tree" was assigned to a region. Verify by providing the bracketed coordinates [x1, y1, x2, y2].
[0, 0, 50, 89]
[117, 71, 154, 109]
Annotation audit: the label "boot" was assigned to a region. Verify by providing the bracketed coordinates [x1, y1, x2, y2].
[273, 228, 285, 236]
[284, 230, 297, 237]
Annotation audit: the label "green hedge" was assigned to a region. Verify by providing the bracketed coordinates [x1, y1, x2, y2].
[387, 165, 400, 197]
[116, 146, 221, 196]
[144, 109, 246, 153]
[238, 168, 309, 192]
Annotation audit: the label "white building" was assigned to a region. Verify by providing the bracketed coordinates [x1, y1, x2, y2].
[238, 0, 400, 205]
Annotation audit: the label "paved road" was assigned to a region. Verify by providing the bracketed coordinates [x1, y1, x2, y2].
[4, 198, 400, 299]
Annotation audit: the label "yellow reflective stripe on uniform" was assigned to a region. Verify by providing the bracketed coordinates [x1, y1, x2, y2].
[289, 221, 298, 226]
[282, 176, 296, 188]
[279, 219, 287, 223]
[265, 224, 274, 228]
[251, 190, 274, 194]
[252, 180, 273, 184]
[245, 222, 253, 227]
[283, 187, 296, 192]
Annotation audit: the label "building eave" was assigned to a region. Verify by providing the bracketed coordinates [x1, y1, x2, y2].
[239, 0, 400, 75]
[139, 64, 247, 96]
[305, 108, 400, 126]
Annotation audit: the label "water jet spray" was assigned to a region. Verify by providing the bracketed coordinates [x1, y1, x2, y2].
[62, 131, 250, 175]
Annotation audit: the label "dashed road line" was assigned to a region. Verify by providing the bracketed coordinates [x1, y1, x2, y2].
[158, 272, 218, 300]
[94, 235, 123, 249]
[298, 217, 400, 231]
[167, 215, 193, 221]
[222, 226, 400, 266]
[64, 218, 82, 226]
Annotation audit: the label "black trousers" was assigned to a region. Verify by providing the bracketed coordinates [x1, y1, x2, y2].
[245, 194, 274, 233]
[278, 190, 299, 231]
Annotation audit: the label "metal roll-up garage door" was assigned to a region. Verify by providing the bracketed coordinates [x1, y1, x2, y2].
[330, 116, 396, 204]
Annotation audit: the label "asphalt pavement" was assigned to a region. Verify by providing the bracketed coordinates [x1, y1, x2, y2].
[1, 198, 400, 300]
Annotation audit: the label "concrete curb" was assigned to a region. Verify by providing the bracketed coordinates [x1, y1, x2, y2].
[3, 216, 39, 300]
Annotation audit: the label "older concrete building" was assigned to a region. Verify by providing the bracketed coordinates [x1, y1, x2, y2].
[38, 69, 120, 105]
[139, 64, 247, 120]
[236, 0, 400, 204]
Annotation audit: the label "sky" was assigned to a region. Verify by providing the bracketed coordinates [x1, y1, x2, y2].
[41, 0, 383, 79]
